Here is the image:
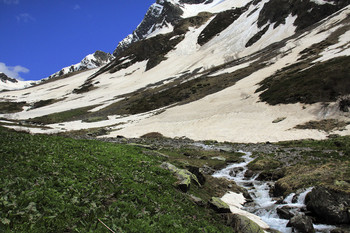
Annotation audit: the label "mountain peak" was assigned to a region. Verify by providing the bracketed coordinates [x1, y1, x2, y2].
[113, 0, 184, 56]
[0, 72, 18, 84]
[113, 0, 219, 56]
[46, 50, 114, 80]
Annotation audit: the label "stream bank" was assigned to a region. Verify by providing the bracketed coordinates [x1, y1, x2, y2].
[83, 133, 350, 232]
[213, 151, 341, 233]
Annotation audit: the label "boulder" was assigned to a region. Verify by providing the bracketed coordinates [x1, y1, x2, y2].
[200, 165, 215, 175]
[188, 194, 205, 207]
[287, 214, 315, 233]
[221, 214, 265, 233]
[331, 228, 350, 233]
[305, 186, 350, 224]
[244, 169, 255, 178]
[208, 197, 231, 213]
[273, 196, 285, 205]
[276, 206, 295, 220]
[186, 165, 206, 185]
[160, 162, 200, 192]
[256, 169, 285, 181]
[229, 167, 244, 177]
[272, 180, 290, 197]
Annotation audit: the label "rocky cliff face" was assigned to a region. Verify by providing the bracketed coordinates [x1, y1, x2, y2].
[113, 0, 184, 56]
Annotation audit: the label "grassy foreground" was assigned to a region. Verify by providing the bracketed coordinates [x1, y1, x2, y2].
[0, 127, 231, 232]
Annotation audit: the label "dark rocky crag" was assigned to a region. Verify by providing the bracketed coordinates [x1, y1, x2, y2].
[305, 186, 350, 225]
[113, 0, 216, 56]
[113, 0, 184, 56]
[257, 0, 350, 31]
[88, 50, 114, 67]
[0, 73, 18, 83]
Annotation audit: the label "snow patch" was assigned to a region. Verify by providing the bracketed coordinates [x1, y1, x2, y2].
[0, 79, 37, 91]
[309, 0, 335, 5]
[221, 192, 270, 229]
[180, 0, 251, 18]
[314, 29, 350, 62]
[146, 23, 174, 39]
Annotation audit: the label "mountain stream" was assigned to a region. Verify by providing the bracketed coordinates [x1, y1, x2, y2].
[212, 151, 336, 233]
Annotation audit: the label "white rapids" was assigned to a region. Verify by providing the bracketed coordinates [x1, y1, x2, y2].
[213, 151, 336, 233]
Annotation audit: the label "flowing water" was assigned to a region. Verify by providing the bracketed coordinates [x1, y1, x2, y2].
[213, 151, 336, 233]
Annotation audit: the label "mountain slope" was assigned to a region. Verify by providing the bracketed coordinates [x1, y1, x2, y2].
[0, 0, 349, 143]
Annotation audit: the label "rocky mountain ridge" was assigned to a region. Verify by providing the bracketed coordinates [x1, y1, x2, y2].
[45, 50, 114, 80]
[0, 73, 18, 84]
[0, 72, 37, 91]
[0, 51, 114, 91]
[113, 0, 350, 55]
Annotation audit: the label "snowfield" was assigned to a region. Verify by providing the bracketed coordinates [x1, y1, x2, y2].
[0, 1, 349, 143]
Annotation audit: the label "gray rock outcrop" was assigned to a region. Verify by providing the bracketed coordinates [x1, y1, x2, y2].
[305, 186, 350, 224]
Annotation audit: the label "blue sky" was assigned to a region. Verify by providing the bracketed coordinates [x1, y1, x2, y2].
[0, 0, 155, 80]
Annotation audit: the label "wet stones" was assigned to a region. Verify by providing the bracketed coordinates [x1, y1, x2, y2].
[244, 169, 255, 179]
[272, 180, 290, 197]
[287, 214, 315, 233]
[305, 186, 350, 225]
[229, 167, 244, 177]
[277, 206, 296, 220]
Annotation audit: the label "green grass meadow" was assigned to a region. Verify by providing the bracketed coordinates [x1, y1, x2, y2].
[0, 127, 231, 232]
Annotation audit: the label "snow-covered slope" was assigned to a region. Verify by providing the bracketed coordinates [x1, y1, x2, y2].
[114, 0, 349, 55]
[45, 50, 114, 80]
[0, 73, 37, 91]
[113, 0, 256, 55]
[1, 0, 350, 143]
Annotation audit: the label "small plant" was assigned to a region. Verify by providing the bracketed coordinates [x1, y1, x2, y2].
[295, 119, 349, 132]
[272, 117, 286, 123]
[82, 116, 109, 123]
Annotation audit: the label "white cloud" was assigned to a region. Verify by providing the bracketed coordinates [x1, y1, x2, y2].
[73, 4, 81, 10]
[0, 62, 29, 80]
[16, 13, 35, 23]
[2, 0, 19, 4]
